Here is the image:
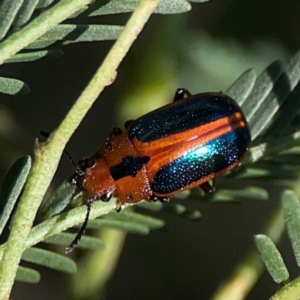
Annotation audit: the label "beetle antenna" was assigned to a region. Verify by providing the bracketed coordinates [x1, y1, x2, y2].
[65, 198, 93, 253]
[63, 148, 84, 176]
[40, 130, 84, 176]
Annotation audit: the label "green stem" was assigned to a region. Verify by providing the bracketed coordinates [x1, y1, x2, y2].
[271, 276, 300, 300]
[0, 0, 160, 298]
[0, 198, 131, 262]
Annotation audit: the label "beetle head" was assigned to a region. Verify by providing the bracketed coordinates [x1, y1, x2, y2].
[76, 157, 116, 201]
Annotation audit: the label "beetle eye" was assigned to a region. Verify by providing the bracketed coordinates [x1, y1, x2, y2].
[100, 192, 112, 202]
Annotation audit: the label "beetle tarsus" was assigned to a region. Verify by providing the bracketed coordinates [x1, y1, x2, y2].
[199, 181, 215, 194]
[116, 203, 122, 212]
[173, 88, 192, 102]
[112, 127, 123, 135]
[150, 195, 169, 202]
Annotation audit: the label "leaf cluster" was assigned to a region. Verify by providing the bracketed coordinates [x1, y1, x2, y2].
[1, 1, 300, 299]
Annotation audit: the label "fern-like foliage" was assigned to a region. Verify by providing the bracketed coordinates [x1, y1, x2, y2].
[0, 0, 208, 288]
[254, 191, 300, 299]
[0, 0, 200, 95]
[209, 53, 300, 300]
[2, 1, 300, 299]
[1, 51, 300, 288]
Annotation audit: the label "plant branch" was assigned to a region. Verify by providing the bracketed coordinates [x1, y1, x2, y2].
[271, 276, 300, 300]
[0, 0, 160, 298]
[0, 198, 123, 261]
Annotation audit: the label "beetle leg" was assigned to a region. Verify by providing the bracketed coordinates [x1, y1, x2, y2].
[173, 88, 193, 102]
[116, 203, 122, 212]
[150, 195, 158, 202]
[65, 197, 94, 253]
[150, 195, 170, 202]
[199, 179, 216, 194]
[124, 119, 135, 129]
[112, 127, 123, 135]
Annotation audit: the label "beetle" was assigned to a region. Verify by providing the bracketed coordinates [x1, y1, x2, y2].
[64, 88, 251, 251]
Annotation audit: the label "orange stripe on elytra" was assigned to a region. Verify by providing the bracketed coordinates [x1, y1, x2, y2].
[132, 112, 246, 156]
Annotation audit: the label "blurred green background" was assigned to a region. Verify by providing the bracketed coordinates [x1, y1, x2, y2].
[1, 0, 299, 299]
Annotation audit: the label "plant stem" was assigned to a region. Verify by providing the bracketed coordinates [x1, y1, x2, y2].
[0, 198, 120, 261]
[271, 276, 300, 300]
[0, 0, 160, 298]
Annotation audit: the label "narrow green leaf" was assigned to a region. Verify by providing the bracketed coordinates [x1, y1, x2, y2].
[26, 24, 123, 49]
[161, 203, 187, 215]
[22, 247, 77, 273]
[250, 51, 300, 140]
[231, 163, 299, 182]
[255, 234, 289, 283]
[106, 210, 165, 229]
[36, 0, 55, 9]
[243, 60, 283, 122]
[251, 170, 299, 182]
[185, 209, 202, 220]
[226, 69, 256, 106]
[282, 190, 300, 266]
[0, 76, 29, 95]
[162, 203, 202, 220]
[16, 266, 40, 284]
[268, 154, 300, 165]
[25, 199, 118, 249]
[6, 49, 63, 62]
[13, 0, 39, 28]
[137, 200, 201, 220]
[224, 165, 257, 180]
[0, 156, 31, 236]
[87, 218, 150, 235]
[174, 190, 190, 199]
[143, 0, 192, 14]
[245, 131, 300, 164]
[0, 0, 23, 40]
[209, 186, 269, 202]
[137, 200, 164, 211]
[75, 0, 191, 17]
[40, 179, 78, 219]
[44, 232, 104, 249]
[264, 81, 300, 138]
